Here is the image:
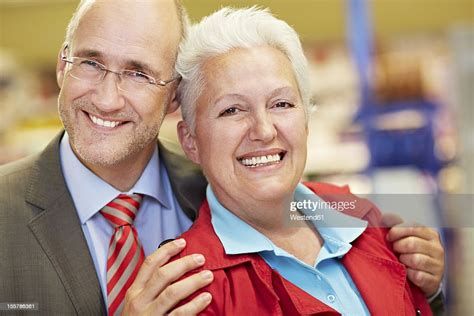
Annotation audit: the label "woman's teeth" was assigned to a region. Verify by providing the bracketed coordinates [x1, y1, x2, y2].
[89, 114, 121, 128]
[239, 154, 281, 168]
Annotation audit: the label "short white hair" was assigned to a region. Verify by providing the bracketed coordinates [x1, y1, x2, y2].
[176, 6, 311, 132]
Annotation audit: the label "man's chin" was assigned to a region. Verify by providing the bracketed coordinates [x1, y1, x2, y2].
[73, 143, 131, 168]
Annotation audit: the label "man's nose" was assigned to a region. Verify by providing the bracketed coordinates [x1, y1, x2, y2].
[91, 72, 125, 112]
[248, 111, 277, 142]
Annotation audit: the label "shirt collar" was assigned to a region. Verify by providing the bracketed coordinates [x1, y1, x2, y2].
[60, 132, 170, 224]
[208, 183, 367, 259]
[294, 184, 367, 253]
[207, 185, 275, 254]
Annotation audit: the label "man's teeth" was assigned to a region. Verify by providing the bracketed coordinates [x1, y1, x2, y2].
[240, 154, 281, 167]
[89, 114, 121, 128]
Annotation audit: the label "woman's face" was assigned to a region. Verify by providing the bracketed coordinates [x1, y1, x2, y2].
[179, 46, 308, 211]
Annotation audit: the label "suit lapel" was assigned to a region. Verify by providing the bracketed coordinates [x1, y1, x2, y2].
[26, 132, 106, 315]
[158, 137, 207, 220]
[24, 133, 204, 314]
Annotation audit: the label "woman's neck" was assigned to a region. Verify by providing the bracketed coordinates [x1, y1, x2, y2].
[220, 196, 292, 231]
[260, 220, 323, 266]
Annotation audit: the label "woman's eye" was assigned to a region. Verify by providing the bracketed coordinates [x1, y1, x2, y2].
[219, 107, 240, 117]
[274, 101, 295, 108]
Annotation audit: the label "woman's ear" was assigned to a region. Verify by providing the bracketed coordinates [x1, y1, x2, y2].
[56, 44, 68, 88]
[177, 120, 201, 164]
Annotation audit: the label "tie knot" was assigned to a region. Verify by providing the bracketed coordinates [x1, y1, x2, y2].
[100, 193, 143, 227]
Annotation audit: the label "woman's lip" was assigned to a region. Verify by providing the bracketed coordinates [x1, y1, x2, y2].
[237, 151, 287, 169]
[237, 156, 286, 171]
[236, 149, 287, 160]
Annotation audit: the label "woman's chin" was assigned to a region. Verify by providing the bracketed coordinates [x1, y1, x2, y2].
[245, 181, 297, 202]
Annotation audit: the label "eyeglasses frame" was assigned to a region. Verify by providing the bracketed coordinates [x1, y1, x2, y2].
[60, 45, 181, 90]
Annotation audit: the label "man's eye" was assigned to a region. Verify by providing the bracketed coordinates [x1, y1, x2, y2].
[274, 101, 294, 108]
[127, 71, 151, 83]
[219, 107, 240, 117]
[80, 60, 102, 71]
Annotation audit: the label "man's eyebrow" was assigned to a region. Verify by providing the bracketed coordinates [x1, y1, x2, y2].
[125, 60, 160, 78]
[74, 49, 103, 59]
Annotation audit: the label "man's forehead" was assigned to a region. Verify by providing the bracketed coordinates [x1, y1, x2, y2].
[71, 0, 181, 64]
[75, 0, 181, 41]
[85, 1, 178, 25]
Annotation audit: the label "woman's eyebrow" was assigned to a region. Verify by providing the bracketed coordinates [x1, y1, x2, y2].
[213, 93, 247, 104]
[268, 86, 297, 98]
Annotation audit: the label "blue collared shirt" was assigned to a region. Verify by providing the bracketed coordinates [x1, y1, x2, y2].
[208, 183, 370, 315]
[59, 133, 192, 302]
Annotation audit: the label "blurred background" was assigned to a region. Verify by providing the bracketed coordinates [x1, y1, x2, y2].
[1, 0, 473, 313]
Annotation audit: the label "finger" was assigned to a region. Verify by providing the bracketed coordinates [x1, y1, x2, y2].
[168, 292, 212, 316]
[153, 270, 214, 314]
[132, 239, 187, 289]
[381, 213, 404, 228]
[392, 236, 444, 258]
[399, 253, 443, 276]
[406, 268, 442, 297]
[387, 225, 439, 243]
[140, 253, 207, 304]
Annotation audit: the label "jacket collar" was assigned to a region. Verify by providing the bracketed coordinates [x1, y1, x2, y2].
[182, 200, 341, 314]
[182, 182, 409, 315]
[182, 182, 374, 270]
[342, 238, 407, 315]
[158, 137, 207, 220]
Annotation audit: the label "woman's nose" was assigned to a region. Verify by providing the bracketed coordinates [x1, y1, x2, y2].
[248, 112, 277, 143]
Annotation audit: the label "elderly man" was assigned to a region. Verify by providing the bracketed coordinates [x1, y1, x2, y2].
[0, 0, 444, 315]
[0, 1, 211, 315]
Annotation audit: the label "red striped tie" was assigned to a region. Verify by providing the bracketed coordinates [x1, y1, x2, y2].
[100, 193, 145, 316]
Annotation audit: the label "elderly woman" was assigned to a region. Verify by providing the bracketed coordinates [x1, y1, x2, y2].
[173, 7, 441, 315]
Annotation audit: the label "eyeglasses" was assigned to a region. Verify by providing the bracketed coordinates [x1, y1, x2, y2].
[61, 55, 180, 93]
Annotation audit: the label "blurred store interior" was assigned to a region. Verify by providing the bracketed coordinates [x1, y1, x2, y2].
[1, 0, 473, 314]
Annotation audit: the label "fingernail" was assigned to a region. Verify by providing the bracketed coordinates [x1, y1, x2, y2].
[174, 239, 186, 247]
[199, 292, 212, 302]
[194, 254, 205, 264]
[200, 270, 213, 280]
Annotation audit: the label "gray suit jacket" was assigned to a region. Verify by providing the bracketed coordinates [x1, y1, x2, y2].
[0, 131, 207, 315]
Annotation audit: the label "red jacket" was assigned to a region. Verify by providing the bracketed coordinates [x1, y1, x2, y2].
[174, 182, 431, 315]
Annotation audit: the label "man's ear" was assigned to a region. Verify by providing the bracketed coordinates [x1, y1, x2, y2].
[56, 44, 68, 89]
[177, 120, 200, 164]
[166, 81, 180, 114]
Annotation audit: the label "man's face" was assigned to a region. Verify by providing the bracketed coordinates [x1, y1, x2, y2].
[57, 0, 181, 169]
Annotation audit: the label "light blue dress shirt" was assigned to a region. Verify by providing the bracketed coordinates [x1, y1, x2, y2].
[59, 133, 192, 303]
[208, 184, 371, 316]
